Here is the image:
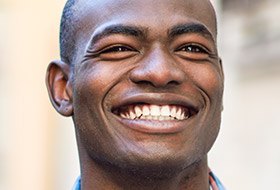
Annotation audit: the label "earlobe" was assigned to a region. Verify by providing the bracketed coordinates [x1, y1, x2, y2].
[46, 60, 73, 116]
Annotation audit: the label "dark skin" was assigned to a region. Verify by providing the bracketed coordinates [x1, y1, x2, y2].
[46, 0, 224, 189]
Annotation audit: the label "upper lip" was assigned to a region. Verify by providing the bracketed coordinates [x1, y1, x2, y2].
[111, 93, 200, 115]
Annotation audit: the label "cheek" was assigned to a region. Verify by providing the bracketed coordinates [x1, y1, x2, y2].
[72, 65, 120, 152]
[187, 64, 223, 150]
[190, 64, 223, 99]
[75, 63, 123, 101]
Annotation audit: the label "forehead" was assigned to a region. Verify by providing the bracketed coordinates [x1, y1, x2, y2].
[74, 0, 216, 36]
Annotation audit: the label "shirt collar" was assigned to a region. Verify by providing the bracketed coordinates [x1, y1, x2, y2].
[209, 170, 226, 190]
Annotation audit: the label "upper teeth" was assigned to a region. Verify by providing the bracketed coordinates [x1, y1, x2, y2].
[119, 105, 189, 121]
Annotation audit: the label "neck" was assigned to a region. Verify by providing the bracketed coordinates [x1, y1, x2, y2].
[79, 151, 210, 190]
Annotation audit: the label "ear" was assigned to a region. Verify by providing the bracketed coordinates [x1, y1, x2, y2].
[218, 57, 224, 112]
[46, 60, 73, 116]
[218, 57, 224, 80]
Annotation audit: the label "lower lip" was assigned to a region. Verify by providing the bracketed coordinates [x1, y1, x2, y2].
[116, 116, 193, 134]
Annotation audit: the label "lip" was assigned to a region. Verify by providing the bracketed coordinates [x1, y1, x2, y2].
[111, 93, 200, 112]
[110, 93, 201, 134]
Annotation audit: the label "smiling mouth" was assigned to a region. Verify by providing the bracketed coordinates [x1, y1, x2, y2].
[113, 104, 196, 121]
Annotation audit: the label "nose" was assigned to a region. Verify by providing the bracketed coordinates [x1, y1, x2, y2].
[129, 48, 186, 88]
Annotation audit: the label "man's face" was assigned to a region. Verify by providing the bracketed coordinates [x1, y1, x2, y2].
[71, 0, 223, 173]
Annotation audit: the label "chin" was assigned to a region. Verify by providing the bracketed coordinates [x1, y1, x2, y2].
[87, 142, 205, 179]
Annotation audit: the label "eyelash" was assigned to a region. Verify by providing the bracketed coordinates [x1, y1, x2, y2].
[100, 45, 135, 54]
[86, 43, 213, 62]
[176, 44, 209, 54]
[93, 43, 209, 55]
[84, 44, 139, 61]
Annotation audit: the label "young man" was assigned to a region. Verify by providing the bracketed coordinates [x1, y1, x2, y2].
[46, 0, 225, 189]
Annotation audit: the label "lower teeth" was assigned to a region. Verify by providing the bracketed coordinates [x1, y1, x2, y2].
[125, 115, 184, 121]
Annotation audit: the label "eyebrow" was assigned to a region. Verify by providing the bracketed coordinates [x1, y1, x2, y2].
[168, 23, 216, 43]
[87, 23, 215, 49]
[88, 24, 147, 46]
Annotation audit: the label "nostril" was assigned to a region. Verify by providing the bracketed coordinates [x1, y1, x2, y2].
[167, 80, 181, 86]
[130, 80, 179, 88]
[132, 80, 155, 87]
[129, 68, 186, 88]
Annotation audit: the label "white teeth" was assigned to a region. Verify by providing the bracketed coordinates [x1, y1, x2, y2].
[140, 115, 146, 120]
[147, 115, 153, 120]
[179, 114, 185, 120]
[161, 105, 170, 116]
[135, 106, 142, 117]
[125, 113, 130, 119]
[143, 105, 150, 116]
[119, 104, 189, 121]
[120, 113, 127, 119]
[129, 108, 136, 119]
[175, 108, 185, 120]
[170, 107, 177, 118]
[175, 108, 182, 120]
[150, 105, 160, 116]
[152, 116, 158, 120]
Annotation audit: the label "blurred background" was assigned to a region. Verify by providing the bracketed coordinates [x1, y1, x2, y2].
[0, 0, 279, 189]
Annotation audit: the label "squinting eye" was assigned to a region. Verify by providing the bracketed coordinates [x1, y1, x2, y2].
[93, 45, 138, 61]
[175, 44, 211, 61]
[101, 46, 134, 54]
[179, 45, 208, 54]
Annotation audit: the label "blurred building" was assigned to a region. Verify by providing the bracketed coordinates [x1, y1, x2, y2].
[223, 0, 280, 78]
[0, 0, 78, 190]
[210, 0, 280, 189]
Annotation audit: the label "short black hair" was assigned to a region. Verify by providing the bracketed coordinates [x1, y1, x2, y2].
[60, 0, 77, 64]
